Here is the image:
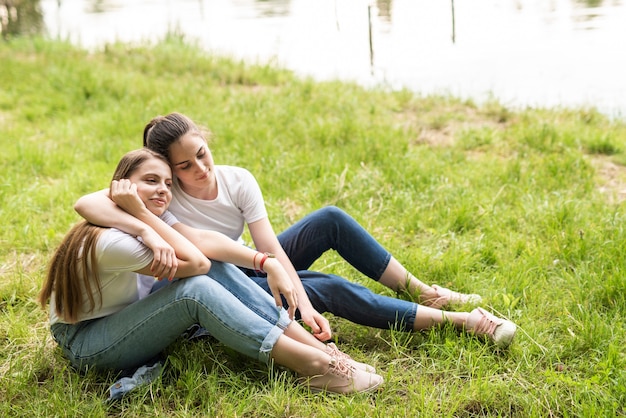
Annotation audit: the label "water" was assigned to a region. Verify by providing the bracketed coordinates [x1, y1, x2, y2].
[31, 0, 626, 118]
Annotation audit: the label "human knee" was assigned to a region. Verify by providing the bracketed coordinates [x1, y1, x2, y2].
[174, 275, 219, 299]
[319, 205, 348, 221]
[171, 275, 239, 322]
[312, 206, 353, 232]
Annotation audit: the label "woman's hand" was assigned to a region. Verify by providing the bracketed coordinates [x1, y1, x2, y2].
[141, 228, 178, 280]
[110, 179, 148, 217]
[298, 307, 332, 341]
[264, 258, 298, 319]
[265, 262, 331, 340]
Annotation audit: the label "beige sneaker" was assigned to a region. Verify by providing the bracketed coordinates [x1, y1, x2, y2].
[325, 342, 376, 373]
[421, 284, 482, 309]
[302, 357, 384, 394]
[466, 307, 517, 348]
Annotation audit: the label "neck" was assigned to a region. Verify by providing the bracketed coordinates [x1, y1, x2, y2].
[180, 181, 218, 200]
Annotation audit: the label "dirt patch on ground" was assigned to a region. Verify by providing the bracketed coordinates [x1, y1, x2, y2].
[408, 107, 510, 148]
[399, 103, 625, 204]
[413, 124, 626, 204]
[414, 126, 457, 147]
[591, 155, 626, 204]
[0, 252, 39, 276]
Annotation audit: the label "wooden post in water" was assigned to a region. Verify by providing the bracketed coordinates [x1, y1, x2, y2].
[451, 0, 456, 43]
[368, 3, 374, 72]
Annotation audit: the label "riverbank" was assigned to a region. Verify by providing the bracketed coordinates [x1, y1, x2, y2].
[37, 0, 626, 119]
[1, 37, 624, 416]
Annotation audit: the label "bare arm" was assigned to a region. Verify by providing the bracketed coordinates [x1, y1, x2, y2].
[75, 189, 148, 236]
[248, 218, 332, 341]
[75, 187, 193, 280]
[110, 179, 211, 278]
[173, 222, 298, 319]
[133, 242, 209, 279]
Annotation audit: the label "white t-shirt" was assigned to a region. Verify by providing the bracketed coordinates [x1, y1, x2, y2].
[49, 212, 178, 325]
[168, 165, 267, 243]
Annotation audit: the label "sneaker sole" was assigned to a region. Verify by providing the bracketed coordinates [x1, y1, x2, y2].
[493, 320, 517, 348]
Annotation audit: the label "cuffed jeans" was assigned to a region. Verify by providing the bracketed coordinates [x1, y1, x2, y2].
[246, 206, 417, 332]
[51, 261, 291, 372]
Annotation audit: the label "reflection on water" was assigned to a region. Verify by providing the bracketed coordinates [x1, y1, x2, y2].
[577, 0, 604, 7]
[3, 0, 626, 117]
[376, 0, 393, 23]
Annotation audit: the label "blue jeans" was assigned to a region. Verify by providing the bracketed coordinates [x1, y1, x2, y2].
[51, 262, 291, 371]
[247, 206, 417, 332]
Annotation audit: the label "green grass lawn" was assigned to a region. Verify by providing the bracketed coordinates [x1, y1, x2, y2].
[1, 37, 625, 417]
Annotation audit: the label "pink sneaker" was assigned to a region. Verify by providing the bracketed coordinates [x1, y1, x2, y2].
[421, 284, 482, 309]
[302, 357, 384, 394]
[466, 308, 517, 348]
[325, 343, 376, 373]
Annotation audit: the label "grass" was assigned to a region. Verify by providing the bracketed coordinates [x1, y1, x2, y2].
[1, 35, 625, 417]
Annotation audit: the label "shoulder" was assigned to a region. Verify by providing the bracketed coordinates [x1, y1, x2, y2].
[159, 210, 179, 226]
[216, 165, 258, 187]
[97, 228, 142, 251]
[217, 165, 255, 179]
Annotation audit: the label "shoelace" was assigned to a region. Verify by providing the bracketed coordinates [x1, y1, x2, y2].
[421, 290, 451, 309]
[471, 308, 500, 336]
[326, 343, 354, 363]
[328, 357, 355, 379]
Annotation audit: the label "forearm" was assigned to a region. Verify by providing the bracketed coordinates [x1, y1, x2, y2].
[134, 210, 206, 263]
[76, 189, 206, 269]
[174, 226, 267, 268]
[274, 249, 315, 310]
[257, 240, 314, 310]
[190, 231, 290, 277]
[247, 218, 328, 336]
[176, 226, 306, 298]
[75, 189, 150, 237]
[248, 218, 315, 310]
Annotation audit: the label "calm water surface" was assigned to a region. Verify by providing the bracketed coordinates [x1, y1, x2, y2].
[40, 0, 626, 118]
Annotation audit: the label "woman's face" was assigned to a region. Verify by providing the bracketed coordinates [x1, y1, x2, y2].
[168, 131, 216, 191]
[128, 158, 173, 216]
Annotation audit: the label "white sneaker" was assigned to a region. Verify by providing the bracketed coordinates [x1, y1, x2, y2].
[302, 357, 384, 394]
[325, 342, 376, 373]
[466, 307, 517, 348]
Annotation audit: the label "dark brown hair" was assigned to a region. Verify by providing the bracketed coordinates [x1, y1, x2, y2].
[143, 112, 211, 161]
